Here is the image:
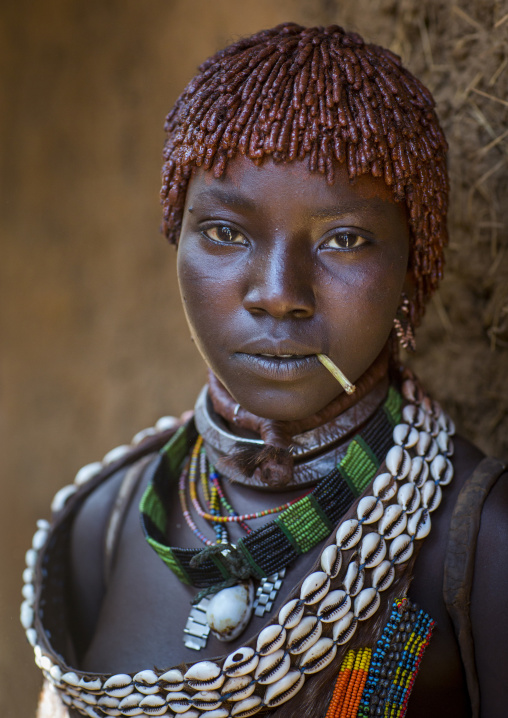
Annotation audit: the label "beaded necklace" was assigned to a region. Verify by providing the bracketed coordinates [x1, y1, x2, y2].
[140, 386, 403, 590]
[184, 436, 310, 536]
[23, 375, 456, 718]
[325, 597, 435, 718]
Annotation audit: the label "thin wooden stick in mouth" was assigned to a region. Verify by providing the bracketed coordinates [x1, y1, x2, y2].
[316, 354, 356, 395]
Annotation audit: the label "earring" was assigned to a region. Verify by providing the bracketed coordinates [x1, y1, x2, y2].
[394, 293, 416, 352]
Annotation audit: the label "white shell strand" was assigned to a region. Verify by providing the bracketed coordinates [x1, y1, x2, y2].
[23, 381, 455, 717]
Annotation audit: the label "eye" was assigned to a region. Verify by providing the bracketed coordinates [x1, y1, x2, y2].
[323, 232, 367, 250]
[202, 225, 247, 245]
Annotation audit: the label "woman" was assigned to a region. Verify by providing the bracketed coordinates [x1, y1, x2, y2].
[24, 23, 507, 718]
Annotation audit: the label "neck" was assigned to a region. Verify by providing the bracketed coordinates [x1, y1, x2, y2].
[200, 346, 392, 489]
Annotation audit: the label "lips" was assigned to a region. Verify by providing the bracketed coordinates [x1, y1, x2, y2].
[233, 352, 321, 381]
[236, 338, 320, 357]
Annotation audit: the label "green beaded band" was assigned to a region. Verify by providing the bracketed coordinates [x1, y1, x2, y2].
[140, 386, 402, 588]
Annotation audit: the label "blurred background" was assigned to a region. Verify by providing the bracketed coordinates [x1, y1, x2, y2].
[1, 0, 507, 715]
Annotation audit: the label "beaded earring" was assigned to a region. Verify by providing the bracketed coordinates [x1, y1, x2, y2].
[394, 293, 416, 352]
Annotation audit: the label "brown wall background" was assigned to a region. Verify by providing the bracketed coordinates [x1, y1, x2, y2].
[2, 1, 507, 715]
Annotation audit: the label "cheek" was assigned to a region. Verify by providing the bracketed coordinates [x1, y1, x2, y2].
[177, 243, 239, 348]
[321, 251, 407, 340]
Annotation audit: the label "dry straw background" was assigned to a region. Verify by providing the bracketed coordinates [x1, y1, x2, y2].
[1, 0, 507, 715]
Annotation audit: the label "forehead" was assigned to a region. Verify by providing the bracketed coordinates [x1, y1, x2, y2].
[184, 154, 407, 227]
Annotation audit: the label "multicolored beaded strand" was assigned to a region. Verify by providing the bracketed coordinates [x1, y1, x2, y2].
[187, 436, 308, 526]
[356, 597, 435, 717]
[325, 647, 372, 718]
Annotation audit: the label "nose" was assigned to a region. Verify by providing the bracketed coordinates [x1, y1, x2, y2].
[242, 240, 315, 319]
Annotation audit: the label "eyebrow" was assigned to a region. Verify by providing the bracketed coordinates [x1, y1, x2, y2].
[192, 188, 257, 212]
[311, 198, 394, 220]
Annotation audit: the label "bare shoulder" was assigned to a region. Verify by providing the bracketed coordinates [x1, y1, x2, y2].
[470, 462, 508, 717]
[68, 425, 180, 659]
[69, 467, 128, 658]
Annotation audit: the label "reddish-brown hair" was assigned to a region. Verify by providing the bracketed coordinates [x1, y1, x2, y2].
[161, 23, 448, 325]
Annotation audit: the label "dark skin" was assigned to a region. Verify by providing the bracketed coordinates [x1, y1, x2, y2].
[177, 156, 409, 421]
[69, 156, 508, 717]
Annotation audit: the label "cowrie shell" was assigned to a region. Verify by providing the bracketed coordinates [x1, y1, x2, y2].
[300, 571, 330, 605]
[416, 432, 438, 462]
[224, 647, 259, 677]
[263, 670, 305, 708]
[159, 669, 184, 691]
[254, 649, 290, 685]
[278, 599, 304, 630]
[421, 480, 442, 512]
[132, 427, 157, 445]
[408, 456, 429, 488]
[430, 455, 454, 486]
[155, 415, 179, 431]
[299, 637, 337, 675]
[287, 616, 322, 655]
[133, 669, 158, 695]
[372, 472, 397, 502]
[256, 625, 286, 656]
[317, 590, 351, 623]
[359, 533, 386, 568]
[357, 496, 384, 524]
[40, 655, 53, 673]
[393, 424, 419, 448]
[402, 379, 420, 403]
[51, 484, 77, 513]
[378, 504, 407, 539]
[428, 417, 441, 438]
[139, 694, 168, 715]
[386, 446, 411, 480]
[79, 677, 102, 693]
[61, 672, 81, 688]
[438, 413, 455, 435]
[342, 560, 364, 597]
[354, 587, 380, 621]
[103, 674, 134, 699]
[371, 560, 395, 592]
[118, 692, 144, 714]
[103, 445, 131, 465]
[397, 483, 420, 514]
[336, 519, 362, 550]
[389, 534, 414, 564]
[20, 601, 34, 630]
[23, 567, 34, 585]
[402, 404, 425, 428]
[83, 707, 101, 718]
[98, 695, 120, 709]
[204, 710, 231, 718]
[74, 461, 103, 486]
[191, 691, 222, 710]
[332, 611, 357, 644]
[25, 548, 37, 569]
[32, 528, 49, 551]
[167, 692, 193, 713]
[407, 508, 432, 539]
[49, 664, 62, 684]
[320, 544, 342, 578]
[26, 627, 37, 647]
[231, 695, 262, 717]
[221, 676, 255, 702]
[185, 661, 224, 691]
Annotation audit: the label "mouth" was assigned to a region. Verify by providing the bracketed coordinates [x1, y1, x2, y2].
[234, 352, 320, 381]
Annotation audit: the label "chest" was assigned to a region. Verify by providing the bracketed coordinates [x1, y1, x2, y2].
[81, 471, 470, 718]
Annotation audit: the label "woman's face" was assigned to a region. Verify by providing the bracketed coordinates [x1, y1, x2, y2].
[177, 155, 410, 421]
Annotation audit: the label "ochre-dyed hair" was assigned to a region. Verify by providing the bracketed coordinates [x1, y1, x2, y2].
[161, 23, 448, 326]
